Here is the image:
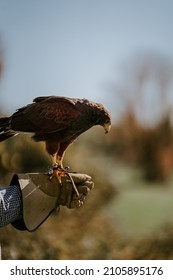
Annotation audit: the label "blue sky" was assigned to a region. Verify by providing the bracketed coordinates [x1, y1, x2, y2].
[0, 0, 173, 117]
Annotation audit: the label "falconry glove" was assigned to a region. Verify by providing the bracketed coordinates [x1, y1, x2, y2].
[10, 173, 94, 232]
[59, 172, 94, 208]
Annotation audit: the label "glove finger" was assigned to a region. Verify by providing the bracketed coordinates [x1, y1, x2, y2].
[66, 173, 92, 184]
[76, 185, 92, 195]
[69, 199, 83, 209]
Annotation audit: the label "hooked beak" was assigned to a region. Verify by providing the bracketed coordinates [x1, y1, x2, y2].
[103, 122, 111, 134]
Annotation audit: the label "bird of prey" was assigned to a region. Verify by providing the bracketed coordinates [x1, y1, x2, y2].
[0, 96, 111, 189]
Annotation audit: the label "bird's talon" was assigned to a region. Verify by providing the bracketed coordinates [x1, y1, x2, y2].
[52, 163, 58, 169]
[48, 168, 67, 185]
[48, 166, 80, 198]
[64, 166, 70, 171]
[48, 166, 54, 175]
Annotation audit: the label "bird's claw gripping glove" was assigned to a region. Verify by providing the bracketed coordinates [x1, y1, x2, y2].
[10, 172, 94, 232]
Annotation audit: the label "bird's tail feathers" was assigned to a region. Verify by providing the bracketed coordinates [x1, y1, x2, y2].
[0, 117, 17, 142]
[0, 117, 10, 130]
[0, 131, 17, 142]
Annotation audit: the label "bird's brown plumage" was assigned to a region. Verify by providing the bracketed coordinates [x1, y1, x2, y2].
[0, 96, 111, 169]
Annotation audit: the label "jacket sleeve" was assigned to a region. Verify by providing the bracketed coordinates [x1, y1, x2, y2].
[1, 172, 94, 232]
[0, 185, 22, 228]
[10, 173, 61, 232]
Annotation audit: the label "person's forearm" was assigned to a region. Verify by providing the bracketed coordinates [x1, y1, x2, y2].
[0, 185, 22, 227]
[0, 172, 94, 231]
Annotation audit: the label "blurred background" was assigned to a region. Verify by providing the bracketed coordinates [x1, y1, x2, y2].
[1, 0, 173, 259]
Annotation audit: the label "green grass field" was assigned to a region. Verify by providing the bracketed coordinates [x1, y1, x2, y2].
[108, 164, 173, 236]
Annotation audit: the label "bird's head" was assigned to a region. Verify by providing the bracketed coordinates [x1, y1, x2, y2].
[80, 98, 111, 133]
[103, 119, 111, 134]
[94, 102, 111, 134]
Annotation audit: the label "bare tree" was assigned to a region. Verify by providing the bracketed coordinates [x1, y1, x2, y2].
[114, 53, 173, 126]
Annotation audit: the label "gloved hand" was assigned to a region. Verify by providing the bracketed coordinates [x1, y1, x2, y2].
[10, 172, 94, 231]
[59, 173, 94, 208]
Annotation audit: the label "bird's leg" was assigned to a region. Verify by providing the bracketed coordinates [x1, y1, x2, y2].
[46, 141, 60, 174]
[47, 142, 66, 183]
[56, 155, 64, 169]
[49, 154, 65, 184]
[55, 154, 79, 197]
[48, 143, 79, 197]
[56, 142, 70, 171]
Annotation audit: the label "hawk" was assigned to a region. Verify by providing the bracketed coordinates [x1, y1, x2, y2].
[0, 96, 111, 189]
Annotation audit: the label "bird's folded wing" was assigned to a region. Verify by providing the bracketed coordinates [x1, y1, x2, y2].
[11, 98, 81, 133]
